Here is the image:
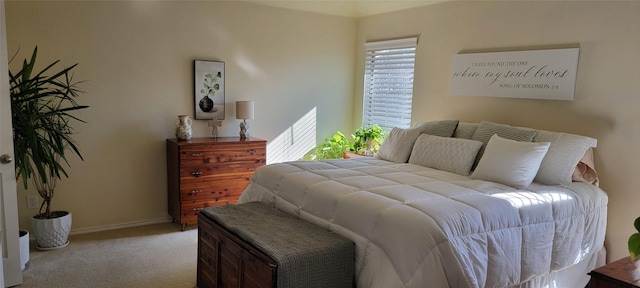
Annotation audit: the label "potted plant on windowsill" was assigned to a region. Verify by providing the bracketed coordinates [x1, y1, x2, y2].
[350, 124, 387, 156]
[303, 125, 388, 161]
[9, 47, 88, 250]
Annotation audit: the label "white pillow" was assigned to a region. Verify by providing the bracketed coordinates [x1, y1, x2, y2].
[375, 127, 423, 163]
[408, 134, 482, 176]
[534, 130, 597, 187]
[470, 121, 538, 169]
[471, 134, 550, 189]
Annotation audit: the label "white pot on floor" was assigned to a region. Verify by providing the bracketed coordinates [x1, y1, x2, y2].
[19, 229, 29, 270]
[32, 211, 72, 250]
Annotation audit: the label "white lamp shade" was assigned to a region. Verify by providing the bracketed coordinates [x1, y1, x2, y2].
[236, 101, 254, 120]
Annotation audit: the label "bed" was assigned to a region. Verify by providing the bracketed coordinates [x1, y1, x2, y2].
[237, 121, 608, 288]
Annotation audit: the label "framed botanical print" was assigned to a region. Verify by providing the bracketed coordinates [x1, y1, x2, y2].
[194, 60, 225, 120]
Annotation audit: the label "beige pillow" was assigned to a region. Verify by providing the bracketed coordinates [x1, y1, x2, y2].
[375, 127, 423, 163]
[572, 148, 598, 185]
[408, 134, 482, 176]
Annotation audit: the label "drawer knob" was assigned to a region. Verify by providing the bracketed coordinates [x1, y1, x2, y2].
[191, 171, 202, 177]
[191, 153, 203, 157]
[188, 190, 203, 195]
[247, 149, 256, 154]
[192, 207, 204, 211]
[248, 167, 255, 171]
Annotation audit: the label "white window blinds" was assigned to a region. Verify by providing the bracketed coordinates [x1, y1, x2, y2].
[363, 37, 417, 131]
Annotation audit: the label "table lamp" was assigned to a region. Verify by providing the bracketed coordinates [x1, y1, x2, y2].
[236, 101, 254, 139]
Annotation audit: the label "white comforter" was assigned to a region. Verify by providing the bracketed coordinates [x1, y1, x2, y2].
[237, 158, 608, 288]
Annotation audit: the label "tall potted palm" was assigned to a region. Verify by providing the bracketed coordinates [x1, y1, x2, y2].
[9, 47, 88, 249]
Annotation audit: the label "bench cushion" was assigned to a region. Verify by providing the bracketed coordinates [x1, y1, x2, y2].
[200, 201, 354, 288]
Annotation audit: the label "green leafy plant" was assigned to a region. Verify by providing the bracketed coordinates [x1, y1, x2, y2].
[303, 124, 388, 160]
[9, 47, 89, 219]
[303, 131, 352, 160]
[351, 124, 387, 155]
[629, 217, 640, 261]
[200, 72, 222, 97]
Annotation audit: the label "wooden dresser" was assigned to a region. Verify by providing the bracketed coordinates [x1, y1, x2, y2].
[166, 137, 266, 230]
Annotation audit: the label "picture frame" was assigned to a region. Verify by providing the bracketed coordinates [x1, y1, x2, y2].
[450, 48, 579, 100]
[194, 60, 225, 120]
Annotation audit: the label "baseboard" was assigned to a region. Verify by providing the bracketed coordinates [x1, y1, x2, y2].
[68, 216, 174, 236]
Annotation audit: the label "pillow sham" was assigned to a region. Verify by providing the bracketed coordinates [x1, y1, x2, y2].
[411, 120, 460, 137]
[471, 121, 538, 168]
[408, 134, 483, 176]
[533, 130, 597, 186]
[471, 134, 550, 189]
[375, 127, 423, 163]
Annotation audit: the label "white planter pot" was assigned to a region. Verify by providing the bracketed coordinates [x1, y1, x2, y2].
[32, 211, 72, 250]
[19, 230, 29, 271]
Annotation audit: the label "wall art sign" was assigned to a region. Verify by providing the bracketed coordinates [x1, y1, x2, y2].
[194, 60, 225, 120]
[450, 48, 579, 100]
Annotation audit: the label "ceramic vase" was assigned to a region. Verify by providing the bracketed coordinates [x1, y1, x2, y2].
[175, 115, 193, 140]
[199, 96, 214, 112]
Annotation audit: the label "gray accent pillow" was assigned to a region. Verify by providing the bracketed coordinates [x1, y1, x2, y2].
[375, 127, 423, 163]
[534, 130, 597, 186]
[412, 120, 460, 137]
[471, 121, 538, 169]
[408, 134, 483, 176]
[453, 122, 478, 139]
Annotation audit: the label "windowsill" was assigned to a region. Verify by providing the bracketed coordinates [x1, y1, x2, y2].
[343, 151, 373, 159]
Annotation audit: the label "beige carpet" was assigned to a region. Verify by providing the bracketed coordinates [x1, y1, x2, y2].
[18, 223, 197, 288]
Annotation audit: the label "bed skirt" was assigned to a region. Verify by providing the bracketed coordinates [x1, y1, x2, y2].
[516, 246, 605, 288]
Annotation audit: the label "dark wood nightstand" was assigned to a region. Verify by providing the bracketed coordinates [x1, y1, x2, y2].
[589, 257, 640, 287]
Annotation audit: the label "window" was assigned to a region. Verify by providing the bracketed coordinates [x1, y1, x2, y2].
[362, 37, 417, 131]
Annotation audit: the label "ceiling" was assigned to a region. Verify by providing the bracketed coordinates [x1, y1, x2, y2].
[239, 0, 447, 18]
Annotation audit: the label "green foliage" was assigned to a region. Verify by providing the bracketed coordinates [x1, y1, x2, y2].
[200, 72, 222, 97]
[303, 131, 352, 160]
[351, 124, 387, 155]
[630, 217, 640, 261]
[304, 124, 388, 160]
[9, 47, 89, 218]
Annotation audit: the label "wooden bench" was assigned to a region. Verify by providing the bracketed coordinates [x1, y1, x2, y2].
[197, 202, 355, 288]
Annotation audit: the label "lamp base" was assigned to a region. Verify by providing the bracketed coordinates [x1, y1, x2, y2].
[239, 120, 250, 139]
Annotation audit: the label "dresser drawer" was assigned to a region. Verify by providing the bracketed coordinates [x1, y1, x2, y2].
[179, 144, 266, 165]
[180, 174, 252, 202]
[179, 161, 262, 178]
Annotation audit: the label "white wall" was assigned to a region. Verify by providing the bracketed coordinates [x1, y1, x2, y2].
[355, 1, 640, 262]
[7, 0, 640, 265]
[6, 1, 356, 233]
